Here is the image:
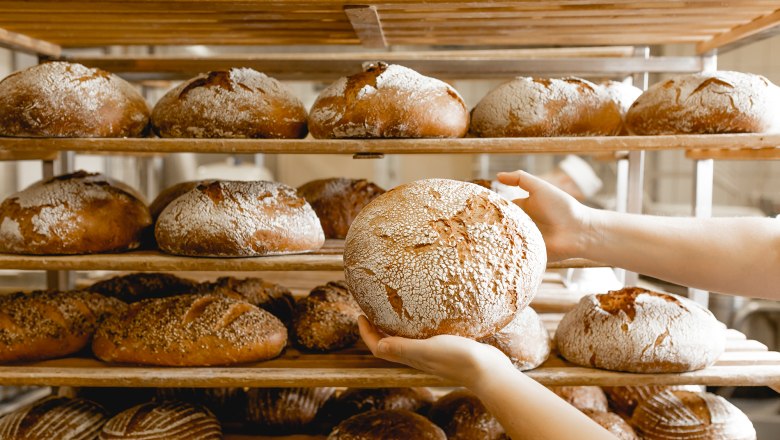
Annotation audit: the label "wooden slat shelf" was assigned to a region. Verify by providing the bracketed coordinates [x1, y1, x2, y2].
[686, 147, 780, 160]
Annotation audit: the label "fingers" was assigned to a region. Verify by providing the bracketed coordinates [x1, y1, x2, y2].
[497, 170, 548, 193]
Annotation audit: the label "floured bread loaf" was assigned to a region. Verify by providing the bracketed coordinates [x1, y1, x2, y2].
[298, 178, 386, 239]
[99, 401, 221, 440]
[328, 409, 446, 440]
[631, 390, 756, 440]
[625, 71, 780, 134]
[155, 180, 324, 257]
[152, 68, 307, 138]
[600, 80, 643, 116]
[309, 62, 469, 138]
[479, 306, 550, 370]
[582, 410, 638, 440]
[245, 387, 336, 434]
[292, 281, 362, 351]
[428, 390, 505, 440]
[0, 61, 149, 137]
[149, 180, 205, 220]
[0, 396, 108, 440]
[547, 386, 608, 413]
[344, 179, 546, 339]
[603, 385, 704, 418]
[316, 388, 434, 432]
[555, 287, 725, 373]
[470, 76, 622, 137]
[0, 171, 151, 255]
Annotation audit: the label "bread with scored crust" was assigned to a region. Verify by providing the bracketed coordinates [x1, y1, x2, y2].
[0, 396, 108, 440]
[99, 401, 221, 440]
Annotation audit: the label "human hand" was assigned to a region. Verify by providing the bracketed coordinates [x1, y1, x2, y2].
[358, 316, 512, 388]
[497, 170, 593, 261]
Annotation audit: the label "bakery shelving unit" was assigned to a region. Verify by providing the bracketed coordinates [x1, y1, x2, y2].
[0, 1, 779, 431]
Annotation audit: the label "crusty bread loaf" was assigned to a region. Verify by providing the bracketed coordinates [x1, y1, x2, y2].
[428, 390, 505, 440]
[245, 387, 336, 434]
[0, 61, 149, 137]
[99, 401, 221, 440]
[198, 276, 296, 325]
[603, 385, 704, 418]
[555, 287, 725, 373]
[152, 68, 307, 139]
[0, 289, 125, 362]
[0, 396, 108, 440]
[548, 386, 608, 413]
[479, 306, 551, 370]
[292, 281, 362, 351]
[344, 179, 546, 339]
[309, 62, 469, 139]
[156, 388, 243, 422]
[149, 180, 205, 220]
[92, 294, 287, 366]
[155, 180, 324, 257]
[582, 410, 638, 440]
[470, 76, 623, 137]
[328, 409, 446, 440]
[316, 388, 435, 431]
[298, 178, 385, 239]
[0, 171, 152, 255]
[625, 71, 780, 134]
[631, 390, 756, 440]
[88, 272, 198, 303]
[600, 80, 643, 116]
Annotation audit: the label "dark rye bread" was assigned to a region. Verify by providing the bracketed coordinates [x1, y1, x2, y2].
[92, 294, 287, 366]
[88, 272, 198, 303]
[99, 401, 221, 440]
[316, 388, 435, 431]
[428, 390, 505, 440]
[197, 276, 296, 325]
[328, 409, 446, 440]
[292, 281, 362, 351]
[298, 178, 385, 239]
[547, 386, 609, 413]
[245, 387, 336, 434]
[0, 396, 108, 440]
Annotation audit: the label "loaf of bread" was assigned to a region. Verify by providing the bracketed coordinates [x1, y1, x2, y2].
[88, 272, 198, 303]
[0, 289, 125, 362]
[298, 178, 386, 239]
[309, 62, 469, 138]
[0, 171, 152, 255]
[470, 76, 623, 137]
[293, 281, 362, 351]
[0, 396, 108, 440]
[92, 294, 287, 366]
[99, 401, 221, 440]
[344, 179, 546, 339]
[245, 387, 336, 434]
[0, 61, 149, 137]
[479, 306, 551, 370]
[156, 388, 243, 422]
[197, 276, 296, 325]
[328, 409, 446, 440]
[631, 390, 755, 440]
[600, 80, 643, 116]
[149, 180, 205, 220]
[548, 386, 608, 413]
[428, 390, 505, 440]
[316, 388, 434, 431]
[155, 180, 324, 257]
[555, 287, 725, 373]
[582, 410, 638, 440]
[152, 68, 307, 139]
[603, 385, 704, 418]
[625, 71, 780, 134]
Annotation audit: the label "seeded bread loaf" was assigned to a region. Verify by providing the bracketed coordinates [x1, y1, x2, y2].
[198, 276, 296, 325]
[99, 401, 221, 440]
[328, 409, 446, 440]
[292, 281, 362, 351]
[298, 178, 385, 239]
[479, 306, 551, 370]
[0, 396, 108, 440]
[428, 390, 505, 440]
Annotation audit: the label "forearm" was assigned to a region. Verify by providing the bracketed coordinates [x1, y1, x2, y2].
[582, 210, 780, 299]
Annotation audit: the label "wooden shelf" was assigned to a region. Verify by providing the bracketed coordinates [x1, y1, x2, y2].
[686, 147, 780, 160]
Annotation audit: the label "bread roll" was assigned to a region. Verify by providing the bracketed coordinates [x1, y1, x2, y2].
[0, 171, 151, 255]
[156, 388, 244, 422]
[292, 281, 362, 351]
[555, 287, 725, 373]
[631, 390, 756, 440]
[0, 396, 108, 440]
[625, 71, 780, 134]
[309, 62, 469, 139]
[428, 390, 505, 440]
[198, 276, 296, 325]
[479, 306, 551, 370]
[88, 272, 198, 303]
[92, 294, 287, 366]
[149, 180, 205, 220]
[155, 180, 324, 257]
[99, 401, 221, 440]
[316, 388, 434, 431]
[0, 289, 125, 362]
[600, 80, 643, 116]
[603, 385, 705, 418]
[328, 409, 446, 440]
[245, 387, 336, 434]
[152, 68, 307, 139]
[0, 61, 149, 137]
[298, 178, 386, 239]
[582, 410, 638, 440]
[470, 76, 622, 137]
[548, 386, 608, 413]
[344, 179, 546, 339]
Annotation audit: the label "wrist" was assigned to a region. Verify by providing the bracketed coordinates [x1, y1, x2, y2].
[468, 358, 526, 396]
[576, 206, 604, 261]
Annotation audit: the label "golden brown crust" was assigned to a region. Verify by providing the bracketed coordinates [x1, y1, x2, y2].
[328, 409, 446, 440]
[197, 276, 296, 325]
[317, 388, 434, 432]
[428, 390, 505, 440]
[0, 61, 149, 138]
[99, 401, 221, 440]
[298, 178, 385, 239]
[92, 294, 287, 366]
[88, 272, 199, 303]
[0, 171, 152, 255]
[548, 386, 609, 413]
[479, 306, 551, 371]
[0, 396, 108, 440]
[582, 410, 638, 440]
[292, 281, 362, 351]
[245, 387, 336, 434]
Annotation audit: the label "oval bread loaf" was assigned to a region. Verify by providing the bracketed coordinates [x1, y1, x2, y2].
[292, 281, 363, 351]
[197, 276, 296, 325]
[99, 401, 221, 440]
[88, 272, 198, 303]
[0, 396, 108, 440]
[298, 178, 386, 239]
[603, 385, 704, 418]
[245, 387, 336, 433]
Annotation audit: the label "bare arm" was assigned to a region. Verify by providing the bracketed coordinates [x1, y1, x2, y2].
[497, 170, 780, 299]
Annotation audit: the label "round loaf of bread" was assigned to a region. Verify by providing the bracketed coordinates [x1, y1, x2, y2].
[309, 62, 469, 138]
[298, 178, 386, 239]
[245, 387, 336, 434]
[582, 410, 638, 440]
[149, 180, 205, 220]
[99, 401, 221, 440]
[603, 385, 704, 418]
[600, 80, 643, 116]
[555, 287, 725, 373]
[547, 386, 608, 413]
[344, 179, 546, 339]
[88, 272, 198, 303]
[625, 71, 780, 134]
[470, 76, 622, 137]
[0, 61, 149, 137]
[293, 281, 363, 351]
[0, 396, 108, 440]
[428, 390, 505, 440]
[328, 409, 446, 440]
[0, 171, 151, 255]
[92, 294, 287, 366]
[152, 68, 307, 138]
[197, 276, 296, 325]
[316, 388, 434, 431]
[479, 306, 551, 370]
[155, 180, 324, 257]
[631, 390, 755, 440]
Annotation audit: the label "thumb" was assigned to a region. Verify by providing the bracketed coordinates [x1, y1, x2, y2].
[375, 336, 428, 364]
[497, 170, 549, 195]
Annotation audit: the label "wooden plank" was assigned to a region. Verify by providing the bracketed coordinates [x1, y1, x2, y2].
[0, 150, 58, 161]
[686, 148, 780, 160]
[0, 26, 60, 57]
[344, 5, 387, 48]
[697, 8, 780, 53]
